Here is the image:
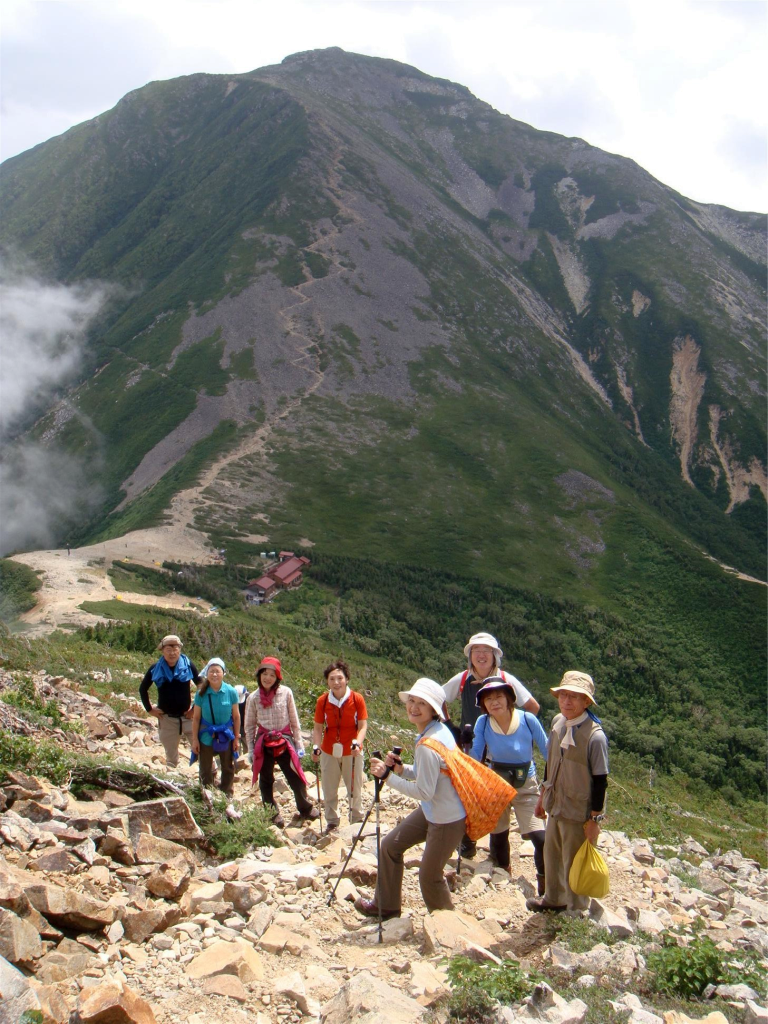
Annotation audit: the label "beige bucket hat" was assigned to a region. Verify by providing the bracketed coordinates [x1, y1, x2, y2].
[550, 670, 597, 705]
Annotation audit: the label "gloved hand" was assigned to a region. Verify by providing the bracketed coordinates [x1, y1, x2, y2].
[297, 747, 306, 759]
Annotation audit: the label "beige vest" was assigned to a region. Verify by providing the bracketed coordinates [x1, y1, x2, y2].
[542, 714, 604, 823]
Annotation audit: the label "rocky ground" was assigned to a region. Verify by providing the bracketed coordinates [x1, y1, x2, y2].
[1, 670, 766, 1024]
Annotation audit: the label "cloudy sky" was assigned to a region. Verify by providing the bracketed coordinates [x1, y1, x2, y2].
[1, 0, 765, 212]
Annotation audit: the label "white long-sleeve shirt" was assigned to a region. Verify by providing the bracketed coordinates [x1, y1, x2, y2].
[385, 719, 466, 824]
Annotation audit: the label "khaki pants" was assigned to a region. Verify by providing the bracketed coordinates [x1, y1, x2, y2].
[198, 742, 235, 796]
[319, 751, 365, 824]
[492, 774, 546, 835]
[157, 714, 193, 767]
[543, 815, 590, 911]
[376, 807, 466, 914]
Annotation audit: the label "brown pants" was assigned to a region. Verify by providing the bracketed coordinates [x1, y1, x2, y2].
[543, 815, 589, 911]
[376, 806, 466, 914]
[198, 743, 235, 796]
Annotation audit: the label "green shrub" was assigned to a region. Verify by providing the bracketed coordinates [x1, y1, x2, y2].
[444, 954, 536, 1022]
[0, 558, 42, 620]
[185, 785, 280, 859]
[646, 934, 728, 999]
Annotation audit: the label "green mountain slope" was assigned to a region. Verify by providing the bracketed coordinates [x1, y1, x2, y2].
[1, 47, 765, 610]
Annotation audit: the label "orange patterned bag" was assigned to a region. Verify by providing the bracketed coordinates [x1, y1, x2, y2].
[418, 737, 517, 841]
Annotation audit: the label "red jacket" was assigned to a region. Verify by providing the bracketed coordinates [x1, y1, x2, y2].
[314, 691, 367, 756]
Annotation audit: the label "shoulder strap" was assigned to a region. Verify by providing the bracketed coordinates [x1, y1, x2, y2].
[319, 692, 330, 726]
[459, 670, 469, 694]
[208, 693, 215, 724]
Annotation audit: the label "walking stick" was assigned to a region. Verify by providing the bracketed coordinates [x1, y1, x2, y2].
[313, 746, 323, 832]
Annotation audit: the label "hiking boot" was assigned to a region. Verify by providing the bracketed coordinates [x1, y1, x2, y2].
[325, 821, 339, 833]
[353, 897, 399, 920]
[525, 897, 566, 913]
[299, 805, 320, 821]
[272, 813, 285, 829]
[459, 837, 477, 859]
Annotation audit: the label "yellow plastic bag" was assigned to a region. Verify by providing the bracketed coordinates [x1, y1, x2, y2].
[569, 838, 610, 898]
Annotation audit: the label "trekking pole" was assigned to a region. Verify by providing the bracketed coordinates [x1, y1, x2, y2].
[327, 775, 377, 905]
[313, 746, 323, 832]
[349, 740, 360, 821]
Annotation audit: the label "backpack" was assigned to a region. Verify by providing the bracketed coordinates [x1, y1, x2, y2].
[418, 737, 516, 841]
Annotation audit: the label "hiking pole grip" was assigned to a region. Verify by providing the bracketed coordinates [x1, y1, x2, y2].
[372, 747, 402, 781]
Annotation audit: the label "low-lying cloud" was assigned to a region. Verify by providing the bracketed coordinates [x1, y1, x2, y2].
[0, 257, 115, 555]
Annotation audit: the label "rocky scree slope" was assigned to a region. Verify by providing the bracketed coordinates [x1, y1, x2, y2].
[1, 669, 767, 1024]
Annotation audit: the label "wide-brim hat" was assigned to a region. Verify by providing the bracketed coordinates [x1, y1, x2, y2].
[475, 675, 516, 708]
[551, 670, 597, 705]
[257, 656, 282, 681]
[463, 632, 503, 662]
[158, 634, 183, 650]
[201, 657, 226, 678]
[399, 677, 446, 720]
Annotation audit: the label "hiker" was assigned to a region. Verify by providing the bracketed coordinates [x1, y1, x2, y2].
[355, 678, 466, 920]
[311, 660, 368, 830]
[442, 631, 540, 858]
[469, 677, 548, 891]
[191, 658, 240, 797]
[526, 671, 609, 914]
[243, 656, 319, 827]
[139, 634, 200, 767]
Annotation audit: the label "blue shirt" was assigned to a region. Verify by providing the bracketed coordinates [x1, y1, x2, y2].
[469, 710, 548, 777]
[194, 683, 239, 746]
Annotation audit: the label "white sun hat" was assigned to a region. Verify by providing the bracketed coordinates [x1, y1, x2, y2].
[463, 632, 503, 664]
[398, 678, 447, 720]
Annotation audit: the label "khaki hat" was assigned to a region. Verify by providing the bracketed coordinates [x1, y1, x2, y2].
[550, 670, 597, 705]
[399, 678, 446, 720]
[158, 634, 183, 650]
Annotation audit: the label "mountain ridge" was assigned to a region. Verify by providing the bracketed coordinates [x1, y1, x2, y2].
[0, 48, 765, 602]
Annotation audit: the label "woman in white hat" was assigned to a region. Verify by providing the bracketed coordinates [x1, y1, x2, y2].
[442, 632, 539, 858]
[354, 678, 466, 920]
[470, 677, 548, 892]
[191, 658, 240, 796]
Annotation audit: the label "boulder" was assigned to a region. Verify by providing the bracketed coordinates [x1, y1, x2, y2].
[34, 937, 98, 984]
[25, 882, 116, 930]
[203, 974, 248, 1001]
[259, 923, 322, 956]
[12, 798, 55, 822]
[120, 904, 181, 944]
[321, 972, 425, 1024]
[745, 1002, 768, 1023]
[662, 1013, 729, 1024]
[104, 798, 203, 844]
[517, 982, 588, 1023]
[589, 900, 634, 938]
[34, 848, 76, 874]
[274, 969, 319, 1016]
[76, 977, 157, 1023]
[100, 828, 136, 866]
[713, 983, 760, 1001]
[0, 810, 43, 850]
[145, 857, 192, 899]
[133, 833, 195, 867]
[422, 910, 498, 955]
[185, 939, 265, 983]
[0, 906, 44, 962]
[188, 881, 225, 911]
[222, 880, 263, 916]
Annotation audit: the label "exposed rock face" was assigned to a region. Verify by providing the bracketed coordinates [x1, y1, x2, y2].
[76, 977, 157, 1023]
[670, 334, 706, 486]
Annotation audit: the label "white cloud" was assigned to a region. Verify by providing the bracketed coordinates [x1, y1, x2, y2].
[0, 0, 765, 210]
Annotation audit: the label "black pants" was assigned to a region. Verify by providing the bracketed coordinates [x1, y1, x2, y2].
[489, 829, 545, 873]
[259, 748, 312, 815]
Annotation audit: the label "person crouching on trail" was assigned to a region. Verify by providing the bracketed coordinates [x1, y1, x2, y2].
[355, 678, 466, 921]
[526, 671, 609, 914]
[470, 677, 548, 892]
[442, 631, 540, 859]
[311, 660, 368, 831]
[139, 634, 200, 768]
[244, 657, 319, 828]
[191, 658, 240, 797]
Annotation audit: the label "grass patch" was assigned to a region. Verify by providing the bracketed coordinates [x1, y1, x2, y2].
[108, 561, 174, 595]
